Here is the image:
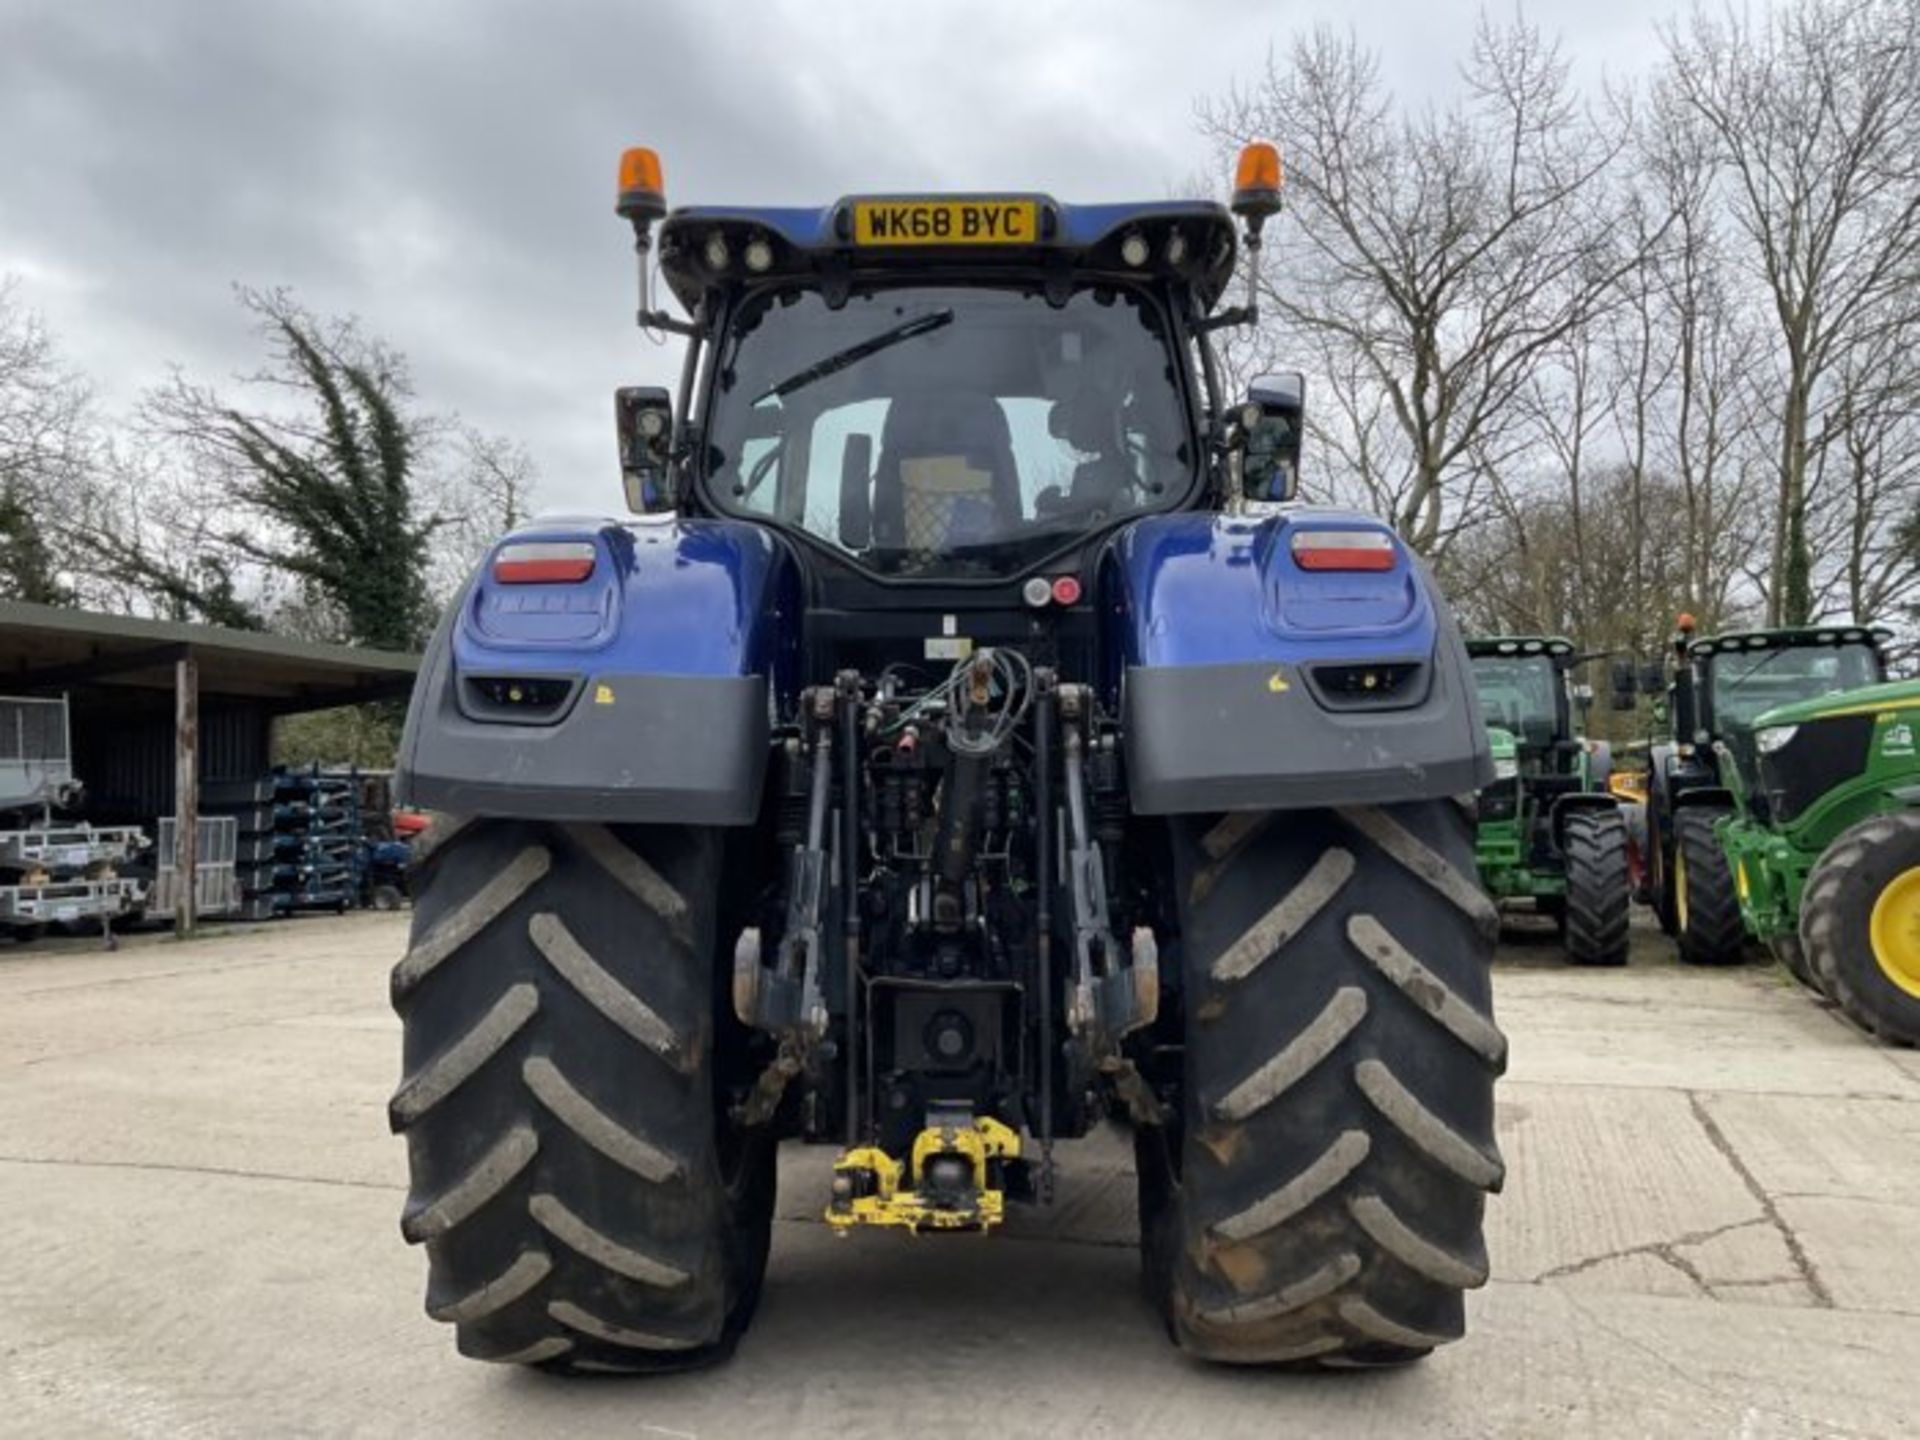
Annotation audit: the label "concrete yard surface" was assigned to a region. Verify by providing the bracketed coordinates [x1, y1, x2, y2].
[3, 914, 1918, 1438]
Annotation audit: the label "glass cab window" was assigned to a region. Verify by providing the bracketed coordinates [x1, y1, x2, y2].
[1471, 656, 1562, 747]
[702, 284, 1193, 578]
[1707, 642, 1883, 731]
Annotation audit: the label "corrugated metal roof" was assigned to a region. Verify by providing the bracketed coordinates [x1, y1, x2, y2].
[0, 599, 419, 706]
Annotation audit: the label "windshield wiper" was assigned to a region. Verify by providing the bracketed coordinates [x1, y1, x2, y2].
[754, 309, 955, 403]
[1714, 647, 1795, 696]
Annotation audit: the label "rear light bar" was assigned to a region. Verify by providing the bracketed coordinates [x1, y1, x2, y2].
[1290, 528, 1397, 572]
[492, 541, 596, 584]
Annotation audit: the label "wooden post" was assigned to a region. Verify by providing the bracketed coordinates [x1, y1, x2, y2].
[174, 651, 199, 939]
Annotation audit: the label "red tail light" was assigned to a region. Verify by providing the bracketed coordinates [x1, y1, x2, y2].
[1290, 528, 1397, 572]
[492, 541, 597, 584]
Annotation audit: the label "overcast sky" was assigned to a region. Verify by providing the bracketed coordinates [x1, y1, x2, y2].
[1, 0, 1677, 515]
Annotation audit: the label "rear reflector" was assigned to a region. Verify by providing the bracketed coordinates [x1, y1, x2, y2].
[1290, 528, 1397, 572]
[492, 541, 596, 584]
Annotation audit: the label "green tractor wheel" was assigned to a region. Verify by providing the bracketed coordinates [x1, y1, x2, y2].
[1562, 809, 1630, 967]
[1801, 812, 1920, 1046]
[1673, 807, 1746, 965]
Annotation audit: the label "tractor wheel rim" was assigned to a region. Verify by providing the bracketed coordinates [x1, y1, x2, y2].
[1867, 866, 1920, 999]
[1676, 847, 1689, 932]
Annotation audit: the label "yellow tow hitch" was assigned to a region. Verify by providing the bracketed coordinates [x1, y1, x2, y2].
[826, 1114, 1021, 1234]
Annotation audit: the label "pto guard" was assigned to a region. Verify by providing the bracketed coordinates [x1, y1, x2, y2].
[396, 516, 798, 825]
[1107, 509, 1491, 814]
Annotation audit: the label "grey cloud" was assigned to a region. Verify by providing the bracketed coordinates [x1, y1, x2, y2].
[0, 0, 1675, 515]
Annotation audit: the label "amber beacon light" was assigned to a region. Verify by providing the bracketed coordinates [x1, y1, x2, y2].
[617, 146, 667, 223]
[1231, 140, 1283, 220]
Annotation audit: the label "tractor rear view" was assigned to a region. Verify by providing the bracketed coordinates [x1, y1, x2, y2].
[1468, 637, 1630, 965]
[388, 144, 1505, 1373]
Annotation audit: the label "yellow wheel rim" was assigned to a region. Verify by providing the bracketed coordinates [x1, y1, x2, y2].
[1676, 847, 1689, 932]
[1868, 867, 1920, 999]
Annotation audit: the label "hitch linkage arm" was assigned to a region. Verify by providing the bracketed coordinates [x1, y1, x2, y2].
[735, 688, 839, 1124]
[1057, 688, 1159, 1062]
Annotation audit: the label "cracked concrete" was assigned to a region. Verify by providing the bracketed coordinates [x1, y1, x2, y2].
[3, 912, 1919, 1437]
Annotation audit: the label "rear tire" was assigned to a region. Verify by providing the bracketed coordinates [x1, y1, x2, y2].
[1800, 813, 1920, 1047]
[1649, 809, 1679, 935]
[390, 819, 775, 1373]
[1138, 802, 1505, 1366]
[1562, 809, 1630, 967]
[1674, 808, 1745, 965]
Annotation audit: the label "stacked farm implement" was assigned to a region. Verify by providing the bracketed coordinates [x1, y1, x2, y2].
[0, 696, 146, 939]
[207, 769, 360, 918]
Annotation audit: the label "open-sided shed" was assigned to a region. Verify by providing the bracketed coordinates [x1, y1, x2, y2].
[0, 599, 419, 932]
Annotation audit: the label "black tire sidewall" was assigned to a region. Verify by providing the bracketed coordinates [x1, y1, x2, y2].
[1802, 815, 1920, 1043]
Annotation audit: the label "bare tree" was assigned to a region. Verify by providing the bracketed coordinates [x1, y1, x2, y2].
[0, 277, 90, 602]
[1661, 0, 1920, 624]
[1806, 314, 1920, 621]
[421, 426, 538, 604]
[1201, 15, 1645, 553]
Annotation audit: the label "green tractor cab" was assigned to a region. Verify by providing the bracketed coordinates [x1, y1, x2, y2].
[1468, 636, 1631, 965]
[1637, 622, 1887, 967]
[1717, 672, 1920, 1043]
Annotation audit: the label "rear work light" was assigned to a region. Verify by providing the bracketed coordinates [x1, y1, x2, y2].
[492, 541, 597, 584]
[1290, 529, 1397, 572]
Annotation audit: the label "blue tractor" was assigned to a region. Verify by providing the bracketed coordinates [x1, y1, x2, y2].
[390, 143, 1504, 1373]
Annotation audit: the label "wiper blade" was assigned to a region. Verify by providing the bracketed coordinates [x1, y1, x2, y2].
[755, 309, 954, 403]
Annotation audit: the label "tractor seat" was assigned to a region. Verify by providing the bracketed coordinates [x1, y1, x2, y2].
[872, 392, 1022, 551]
[1036, 391, 1136, 520]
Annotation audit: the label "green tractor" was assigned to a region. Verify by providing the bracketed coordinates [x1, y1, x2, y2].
[1636, 621, 1887, 967]
[1468, 637, 1631, 965]
[1714, 667, 1920, 1044]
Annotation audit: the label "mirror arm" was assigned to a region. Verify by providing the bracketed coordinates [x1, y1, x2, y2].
[1194, 305, 1256, 335]
[641, 309, 701, 337]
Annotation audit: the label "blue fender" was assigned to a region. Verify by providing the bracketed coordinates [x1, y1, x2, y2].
[1104, 508, 1491, 813]
[397, 516, 799, 824]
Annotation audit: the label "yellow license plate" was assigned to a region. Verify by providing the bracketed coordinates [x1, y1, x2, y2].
[853, 199, 1038, 246]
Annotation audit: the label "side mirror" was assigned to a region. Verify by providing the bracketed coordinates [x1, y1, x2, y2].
[616, 386, 675, 513]
[1609, 659, 1637, 711]
[1233, 372, 1304, 503]
[1639, 662, 1665, 694]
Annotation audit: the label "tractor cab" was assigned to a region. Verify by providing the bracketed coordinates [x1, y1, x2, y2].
[615, 162, 1301, 641]
[1467, 636, 1604, 841]
[1468, 635, 1583, 760]
[1674, 626, 1887, 808]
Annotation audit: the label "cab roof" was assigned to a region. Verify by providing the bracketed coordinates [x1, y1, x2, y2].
[656, 196, 1239, 314]
[1467, 635, 1578, 658]
[1684, 625, 1890, 660]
